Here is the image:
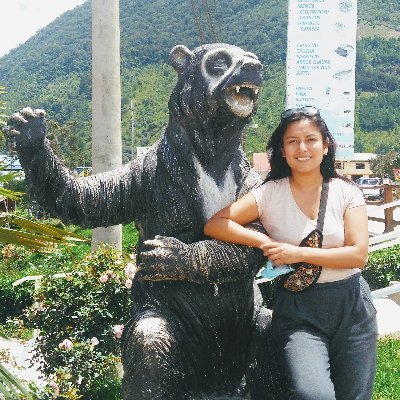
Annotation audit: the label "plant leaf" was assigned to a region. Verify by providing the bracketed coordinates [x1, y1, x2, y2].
[0, 363, 33, 399]
[0, 213, 88, 251]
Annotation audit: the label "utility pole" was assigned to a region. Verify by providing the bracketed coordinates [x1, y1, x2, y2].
[131, 100, 135, 159]
[91, 0, 122, 250]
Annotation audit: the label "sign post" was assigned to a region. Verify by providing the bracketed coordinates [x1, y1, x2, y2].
[286, 0, 358, 159]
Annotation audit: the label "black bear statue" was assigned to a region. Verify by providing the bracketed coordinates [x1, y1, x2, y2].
[5, 43, 284, 400]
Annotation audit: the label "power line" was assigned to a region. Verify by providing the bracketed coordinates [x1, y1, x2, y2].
[190, 0, 221, 43]
[190, 0, 206, 44]
[209, 0, 222, 42]
[201, 0, 218, 42]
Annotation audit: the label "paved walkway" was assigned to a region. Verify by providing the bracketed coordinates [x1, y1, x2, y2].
[373, 297, 400, 338]
[0, 337, 44, 386]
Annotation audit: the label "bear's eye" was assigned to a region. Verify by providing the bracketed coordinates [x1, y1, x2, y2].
[206, 53, 231, 76]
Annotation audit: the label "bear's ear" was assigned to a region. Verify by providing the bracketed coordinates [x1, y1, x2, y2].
[169, 45, 193, 74]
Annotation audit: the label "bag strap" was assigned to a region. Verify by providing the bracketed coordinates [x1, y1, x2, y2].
[316, 178, 329, 233]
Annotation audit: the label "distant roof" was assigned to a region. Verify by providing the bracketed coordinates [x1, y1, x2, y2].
[336, 153, 377, 161]
[352, 153, 377, 161]
[252, 153, 270, 171]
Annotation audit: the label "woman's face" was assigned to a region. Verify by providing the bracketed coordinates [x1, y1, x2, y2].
[281, 119, 328, 176]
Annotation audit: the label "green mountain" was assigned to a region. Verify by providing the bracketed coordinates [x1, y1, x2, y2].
[0, 0, 399, 165]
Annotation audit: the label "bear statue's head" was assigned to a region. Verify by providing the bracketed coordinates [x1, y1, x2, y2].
[167, 43, 263, 169]
[169, 43, 263, 123]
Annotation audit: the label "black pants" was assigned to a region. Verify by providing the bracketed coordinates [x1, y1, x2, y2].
[272, 273, 378, 400]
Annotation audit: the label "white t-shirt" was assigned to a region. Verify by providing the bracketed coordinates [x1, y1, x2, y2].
[250, 177, 365, 283]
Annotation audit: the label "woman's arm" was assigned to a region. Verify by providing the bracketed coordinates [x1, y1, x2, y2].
[204, 192, 272, 248]
[262, 205, 369, 269]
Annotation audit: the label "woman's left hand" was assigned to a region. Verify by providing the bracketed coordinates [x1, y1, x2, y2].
[260, 242, 303, 265]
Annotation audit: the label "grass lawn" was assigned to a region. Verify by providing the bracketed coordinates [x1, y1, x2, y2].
[373, 337, 400, 400]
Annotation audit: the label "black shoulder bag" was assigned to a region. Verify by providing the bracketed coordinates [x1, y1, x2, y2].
[280, 178, 329, 292]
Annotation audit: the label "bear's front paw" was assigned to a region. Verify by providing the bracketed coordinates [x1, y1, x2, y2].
[138, 235, 191, 281]
[4, 107, 47, 151]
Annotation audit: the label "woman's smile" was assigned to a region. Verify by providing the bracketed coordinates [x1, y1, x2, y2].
[296, 156, 311, 161]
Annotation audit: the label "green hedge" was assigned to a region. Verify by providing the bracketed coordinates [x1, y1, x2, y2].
[0, 274, 31, 324]
[363, 245, 400, 290]
[0, 243, 90, 323]
[0, 222, 138, 324]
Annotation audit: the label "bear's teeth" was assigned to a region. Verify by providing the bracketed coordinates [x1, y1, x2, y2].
[236, 86, 240, 93]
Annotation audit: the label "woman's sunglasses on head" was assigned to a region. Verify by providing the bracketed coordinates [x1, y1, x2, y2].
[281, 106, 320, 120]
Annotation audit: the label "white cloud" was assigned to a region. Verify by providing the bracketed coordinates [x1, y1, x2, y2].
[0, 0, 87, 57]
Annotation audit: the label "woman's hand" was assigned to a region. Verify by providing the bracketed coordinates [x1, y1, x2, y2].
[260, 242, 304, 265]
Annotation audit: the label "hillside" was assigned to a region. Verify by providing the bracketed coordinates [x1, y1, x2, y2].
[0, 0, 399, 164]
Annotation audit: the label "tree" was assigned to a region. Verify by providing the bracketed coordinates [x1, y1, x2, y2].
[47, 119, 90, 169]
[369, 151, 400, 179]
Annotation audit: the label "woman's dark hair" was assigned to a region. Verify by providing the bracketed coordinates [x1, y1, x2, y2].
[265, 110, 340, 182]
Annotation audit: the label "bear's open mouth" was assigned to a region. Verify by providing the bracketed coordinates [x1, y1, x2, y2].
[225, 83, 260, 118]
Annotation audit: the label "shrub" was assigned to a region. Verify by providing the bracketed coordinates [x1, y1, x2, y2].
[25, 246, 134, 399]
[363, 245, 400, 290]
[0, 219, 138, 331]
[0, 275, 32, 324]
[0, 243, 90, 323]
[0, 245, 36, 323]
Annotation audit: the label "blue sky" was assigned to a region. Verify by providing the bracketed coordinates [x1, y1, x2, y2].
[0, 0, 87, 57]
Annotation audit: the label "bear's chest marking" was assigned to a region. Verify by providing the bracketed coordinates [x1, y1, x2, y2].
[193, 157, 237, 220]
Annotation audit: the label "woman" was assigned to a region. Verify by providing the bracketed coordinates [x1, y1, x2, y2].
[204, 106, 378, 400]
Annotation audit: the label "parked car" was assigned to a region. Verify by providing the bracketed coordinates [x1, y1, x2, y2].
[356, 177, 383, 201]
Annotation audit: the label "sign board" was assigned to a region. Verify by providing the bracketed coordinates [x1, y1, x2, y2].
[286, 0, 358, 159]
[393, 168, 400, 180]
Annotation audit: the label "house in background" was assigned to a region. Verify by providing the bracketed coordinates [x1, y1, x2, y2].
[335, 153, 377, 181]
[252, 152, 377, 182]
